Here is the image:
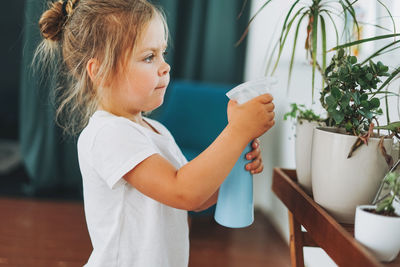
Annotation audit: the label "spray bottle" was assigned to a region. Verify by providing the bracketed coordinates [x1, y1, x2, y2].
[214, 77, 277, 228]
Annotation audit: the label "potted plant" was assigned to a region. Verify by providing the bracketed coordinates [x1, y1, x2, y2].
[355, 171, 400, 262]
[239, 0, 366, 94]
[284, 103, 324, 194]
[311, 49, 397, 223]
[238, 0, 396, 194]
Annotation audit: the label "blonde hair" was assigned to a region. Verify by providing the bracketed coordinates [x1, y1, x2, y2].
[35, 0, 168, 135]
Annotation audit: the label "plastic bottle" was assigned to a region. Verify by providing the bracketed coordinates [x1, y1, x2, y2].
[214, 77, 277, 228]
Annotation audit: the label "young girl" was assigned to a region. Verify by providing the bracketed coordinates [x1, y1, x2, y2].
[37, 0, 275, 266]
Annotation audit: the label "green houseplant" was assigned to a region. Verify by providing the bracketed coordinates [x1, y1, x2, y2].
[240, 0, 360, 93]
[355, 171, 400, 262]
[311, 48, 399, 223]
[320, 49, 388, 149]
[239, 0, 398, 193]
[331, 36, 400, 163]
[240, 0, 395, 95]
[374, 171, 400, 215]
[283, 103, 322, 123]
[239, 0, 399, 117]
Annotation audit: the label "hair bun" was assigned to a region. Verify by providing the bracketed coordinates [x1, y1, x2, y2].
[39, 1, 67, 42]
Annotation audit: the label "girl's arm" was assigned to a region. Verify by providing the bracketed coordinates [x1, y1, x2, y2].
[193, 190, 219, 212]
[192, 139, 263, 212]
[123, 94, 274, 211]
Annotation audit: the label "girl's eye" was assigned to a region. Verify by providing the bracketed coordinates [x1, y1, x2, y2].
[163, 51, 168, 59]
[144, 54, 154, 63]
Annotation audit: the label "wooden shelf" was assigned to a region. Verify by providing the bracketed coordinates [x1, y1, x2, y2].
[272, 168, 400, 267]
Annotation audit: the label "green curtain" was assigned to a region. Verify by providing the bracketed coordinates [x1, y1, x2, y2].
[19, 0, 249, 197]
[20, 0, 82, 198]
[156, 0, 249, 84]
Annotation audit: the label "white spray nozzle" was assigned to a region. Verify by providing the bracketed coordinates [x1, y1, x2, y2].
[226, 77, 278, 104]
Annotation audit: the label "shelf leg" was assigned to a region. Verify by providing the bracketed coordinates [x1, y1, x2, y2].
[288, 211, 304, 267]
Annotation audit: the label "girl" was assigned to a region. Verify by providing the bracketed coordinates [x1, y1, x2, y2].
[37, 0, 275, 266]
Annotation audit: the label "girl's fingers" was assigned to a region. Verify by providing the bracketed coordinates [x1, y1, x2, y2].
[246, 146, 260, 160]
[266, 102, 275, 112]
[250, 162, 264, 174]
[252, 138, 260, 149]
[246, 157, 262, 171]
[246, 138, 260, 160]
[246, 138, 263, 173]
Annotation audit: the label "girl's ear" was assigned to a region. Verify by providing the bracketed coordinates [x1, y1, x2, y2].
[86, 58, 99, 83]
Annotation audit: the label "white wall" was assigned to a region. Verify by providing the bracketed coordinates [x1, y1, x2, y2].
[244, 1, 400, 266]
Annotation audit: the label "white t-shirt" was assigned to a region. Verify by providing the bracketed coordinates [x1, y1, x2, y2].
[77, 110, 189, 267]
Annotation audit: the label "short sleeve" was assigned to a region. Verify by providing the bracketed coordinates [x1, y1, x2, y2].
[145, 118, 188, 166]
[91, 120, 158, 189]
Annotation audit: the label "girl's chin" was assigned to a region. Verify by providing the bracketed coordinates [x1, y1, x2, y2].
[145, 99, 164, 113]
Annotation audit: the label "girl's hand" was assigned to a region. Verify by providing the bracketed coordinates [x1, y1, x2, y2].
[245, 138, 263, 174]
[227, 94, 275, 142]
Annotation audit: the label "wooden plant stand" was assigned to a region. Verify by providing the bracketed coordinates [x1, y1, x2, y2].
[272, 168, 400, 267]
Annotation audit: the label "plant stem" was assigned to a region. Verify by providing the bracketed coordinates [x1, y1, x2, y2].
[385, 86, 390, 125]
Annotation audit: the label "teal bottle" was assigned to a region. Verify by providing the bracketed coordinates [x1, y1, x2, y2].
[214, 142, 254, 228]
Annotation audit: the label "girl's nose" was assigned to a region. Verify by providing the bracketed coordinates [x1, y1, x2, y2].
[159, 61, 170, 76]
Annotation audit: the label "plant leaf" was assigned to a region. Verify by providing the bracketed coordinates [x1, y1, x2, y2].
[332, 110, 344, 124]
[279, 0, 301, 44]
[272, 7, 307, 74]
[370, 97, 380, 108]
[379, 136, 394, 168]
[311, 6, 319, 99]
[374, 121, 400, 132]
[288, 12, 308, 90]
[331, 87, 341, 99]
[360, 40, 400, 65]
[347, 137, 363, 158]
[320, 14, 327, 90]
[377, 66, 400, 92]
[326, 95, 337, 106]
[329, 34, 400, 51]
[322, 10, 339, 47]
[343, 0, 360, 39]
[377, 0, 396, 34]
[236, 0, 274, 46]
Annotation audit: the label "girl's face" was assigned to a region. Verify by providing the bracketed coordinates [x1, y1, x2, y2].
[100, 15, 170, 119]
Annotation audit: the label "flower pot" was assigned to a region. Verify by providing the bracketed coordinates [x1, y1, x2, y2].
[311, 127, 393, 223]
[392, 142, 399, 163]
[355, 205, 400, 262]
[395, 197, 400, 213]
[295, 120, 322, 194]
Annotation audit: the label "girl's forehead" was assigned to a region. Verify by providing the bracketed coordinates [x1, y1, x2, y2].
[135, 16, 167, 52]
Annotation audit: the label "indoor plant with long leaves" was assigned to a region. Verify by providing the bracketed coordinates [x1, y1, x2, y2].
[254, 0, 364, 191]
[239, 0, 397, 193]
[240, 0, 364, 93]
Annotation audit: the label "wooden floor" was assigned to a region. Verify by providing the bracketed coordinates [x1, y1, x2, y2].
[0, 197, 290, 267]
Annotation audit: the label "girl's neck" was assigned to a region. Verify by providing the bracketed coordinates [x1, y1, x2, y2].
[99, 104, 142, 123]
[98, 105, 159, 133]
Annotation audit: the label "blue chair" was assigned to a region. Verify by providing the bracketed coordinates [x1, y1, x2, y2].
[153, 80, 233, 161]
[150, 80, 235, 216]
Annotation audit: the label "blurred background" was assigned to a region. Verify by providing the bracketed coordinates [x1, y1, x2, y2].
[1, 0, 249, 198]
[1, 0, 399, 266]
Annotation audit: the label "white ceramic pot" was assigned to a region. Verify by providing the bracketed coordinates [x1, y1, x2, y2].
[311, 127, 393, 223]
[355, 205, 400, 262]
[392, 142, 399, 163]
[395, 197, 400, 214]
[295, 120, 322, 194]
